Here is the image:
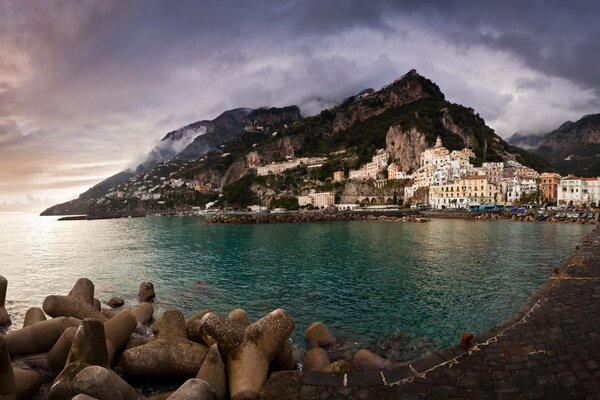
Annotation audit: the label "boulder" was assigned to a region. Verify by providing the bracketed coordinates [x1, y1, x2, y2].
[352, 349, 396, 371]
[4, 316, 80, 355]
[43, 278, 107, 321]
[197, 308, 294, 400]
[23, 307, 46, 327]
[303, 347, 329, 372]
[167, 379, 216, 400]
[107, 297, 124, 308]
[306, 322, 336, 348]
[138, 282, 155, 302]
[0, 275, 11, 328]
[122, 309, 208, 377]
[197, 344, 227, 400]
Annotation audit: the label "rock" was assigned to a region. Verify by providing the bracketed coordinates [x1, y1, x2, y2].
[322, 360, 353, 374]
[107, 297, 124, 308]
[0, 275, 11, 328]
[228, 308, 251, 326]
[72, 365, 124, 400]
[197, 344, 227, 400]
[23, 307, 46, 327]
[4, 316, 80, 355]
[352, 349, 396, 371]
[48, 327, 77, 375]
[460, 332, 474, 348]
[104, 310, 137, 364]
[138, 282, 155, 302]
[303, 347, 330, 372]
[167, 378, 216, 400]
[94, 298, 102, 311]
[306, 322, 336, 348]
[197, 308, 294, 400]
[43, 278, 107, 321]
[122, 309, 208, 377]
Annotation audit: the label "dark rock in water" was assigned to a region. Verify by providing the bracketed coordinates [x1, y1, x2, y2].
[138, 282, 156, 302]
[107, 297, 124, 308]
[376, 331, 437, 362]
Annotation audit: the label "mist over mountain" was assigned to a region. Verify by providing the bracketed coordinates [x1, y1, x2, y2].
[508, 114, 600, 176]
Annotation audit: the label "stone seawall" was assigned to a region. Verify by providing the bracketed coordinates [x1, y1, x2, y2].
[205, 210, 425, 224]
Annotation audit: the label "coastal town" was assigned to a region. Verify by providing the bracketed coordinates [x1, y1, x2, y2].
[97, 135, 600, 216]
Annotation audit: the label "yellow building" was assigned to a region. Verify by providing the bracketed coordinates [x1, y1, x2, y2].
[333, 170, 345, 182]
[430, 176, 501, 209]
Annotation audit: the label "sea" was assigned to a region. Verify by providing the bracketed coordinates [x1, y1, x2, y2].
[0, 213, 593, 361]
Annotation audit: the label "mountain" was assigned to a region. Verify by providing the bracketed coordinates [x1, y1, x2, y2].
[40, 106, 301, 215]
[43, 69, 550, 216]
[507, 114, 600, 176]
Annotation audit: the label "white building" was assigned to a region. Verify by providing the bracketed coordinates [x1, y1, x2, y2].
[349, 149, 389, 180]
[557, 177, 586, 206]
[297, 191, 335, 208]
[257, 157, 326, 176]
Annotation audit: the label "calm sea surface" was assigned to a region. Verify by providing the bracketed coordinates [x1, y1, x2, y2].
[0, 213, 592, 360]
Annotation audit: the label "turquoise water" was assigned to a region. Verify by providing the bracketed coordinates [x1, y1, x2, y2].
[0, 213, 592, 360]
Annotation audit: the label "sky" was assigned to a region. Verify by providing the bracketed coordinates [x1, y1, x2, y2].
[1, 0, 599, 212]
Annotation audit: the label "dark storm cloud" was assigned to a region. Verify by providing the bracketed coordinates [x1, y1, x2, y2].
[1, 0, 599, 209]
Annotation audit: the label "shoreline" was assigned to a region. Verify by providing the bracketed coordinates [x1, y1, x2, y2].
[268, 224, 600, 398]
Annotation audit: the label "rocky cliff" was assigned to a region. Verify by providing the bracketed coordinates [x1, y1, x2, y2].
[507, 113, 600, 176]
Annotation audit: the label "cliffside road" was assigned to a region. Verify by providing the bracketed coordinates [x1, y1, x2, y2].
[263, 226, 600, 399]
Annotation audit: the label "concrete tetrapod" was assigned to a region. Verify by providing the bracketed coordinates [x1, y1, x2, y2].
[197, 308, 294, 400]
[23, 307, 46, 327]
[167, 378, 216, 400]
[185, 309, 214, 345]
[43, 278, 107, 321]
[197, 344, 227, 400]
[103, 310, 137, 364]
[122, 309, 208, 377]
[0, 275, 11, 328]
[4, 316, 80, 355]
[1, 336, 44, 400]
[138, 282, 155, 302]
[352, 349, 396, 371]
[50, 319, 140, 400]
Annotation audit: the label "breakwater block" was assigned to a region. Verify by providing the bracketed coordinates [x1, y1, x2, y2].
[43, 278, 107, 321]
[5, 316, 80, 356]
[0, 275, 11, 328]
[194, 308, 294, 400]
[122, 309, 208, 377]
[167, 378, 216, 400]
[23, 307, 47, 327]
[197, 344, 227, 400]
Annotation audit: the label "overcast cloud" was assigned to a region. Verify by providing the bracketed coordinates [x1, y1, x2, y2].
[1, 0, 599, 210]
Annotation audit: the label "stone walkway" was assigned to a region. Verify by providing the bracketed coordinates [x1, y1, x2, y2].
[262, 226, 600, 399]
